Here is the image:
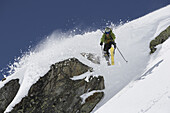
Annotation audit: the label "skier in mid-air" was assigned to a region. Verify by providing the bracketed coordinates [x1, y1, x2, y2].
[100, 27, 117, 65]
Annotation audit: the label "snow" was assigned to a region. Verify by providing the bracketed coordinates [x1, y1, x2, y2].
[95, 38, 170, 113]
[0, 4, 170, 113]
[71, 71, 100, 82]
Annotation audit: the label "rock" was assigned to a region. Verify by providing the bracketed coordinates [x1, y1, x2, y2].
[150, 26, 170, 54]
[81, 52, 100, 64]
[0, 79, 20, 113]
[85, 76, 105, 92]
[10, 58, 104, 113]
[1, 78, 6, 82]
[80, 92, 104, 113]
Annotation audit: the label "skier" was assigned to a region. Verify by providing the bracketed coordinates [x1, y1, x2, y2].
[100, 27, 116, 65]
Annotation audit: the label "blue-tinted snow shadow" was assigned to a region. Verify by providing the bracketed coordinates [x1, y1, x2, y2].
[136, 59, 163, 81]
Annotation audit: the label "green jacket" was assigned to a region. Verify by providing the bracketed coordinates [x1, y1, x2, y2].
[101, 30, 116, 43]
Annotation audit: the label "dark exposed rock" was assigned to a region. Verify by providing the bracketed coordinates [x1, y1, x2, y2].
[1, 78, 6, 81]
[10, 58, 105, 113]
[0, 79, 20, 113]
[85, 76, 105, 92]
[81, 52, 100, 64]
[150, 26, 170, 54]
[80, 92, 104, 113]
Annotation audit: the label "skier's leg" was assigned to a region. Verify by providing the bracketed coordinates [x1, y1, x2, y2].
[104, 43, 111, 65]
[104, 43, 111, 57]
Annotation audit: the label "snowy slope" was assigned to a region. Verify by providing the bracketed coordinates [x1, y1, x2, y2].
[95, 5, 170, 113]
[95, 38, 170, 113]
[0, 5, 170, 113]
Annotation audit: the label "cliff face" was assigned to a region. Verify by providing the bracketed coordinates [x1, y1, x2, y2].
[1, 58, 104, 113]
[0, 79, 20, 113]
[150, 26, 170, 54]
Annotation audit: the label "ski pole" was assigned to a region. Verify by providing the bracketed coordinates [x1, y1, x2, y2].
[116, 46, 128, 63]
[101, 46, 104, 57]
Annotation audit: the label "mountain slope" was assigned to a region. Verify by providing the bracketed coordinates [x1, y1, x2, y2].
[95, 5, 170, 113]
[0, 5, 170, 113]
[95, 38, 170, 113]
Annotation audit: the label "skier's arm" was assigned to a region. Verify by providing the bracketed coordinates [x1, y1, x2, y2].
[111, 32, 116, 49]
[111, 32, 116, 40]
[100, 34, 105, 46]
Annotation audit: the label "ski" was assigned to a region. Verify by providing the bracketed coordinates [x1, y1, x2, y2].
[110, 47, 114, 65]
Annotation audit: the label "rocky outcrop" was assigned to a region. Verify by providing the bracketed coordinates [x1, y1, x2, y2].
[1, 78, 6, 82]
[10, 58, 105, 113]
[150, 26, 170, 54]
[0, 79, 20, 113]
[81, 52, 100, 64]
[80, 92, 104, 113]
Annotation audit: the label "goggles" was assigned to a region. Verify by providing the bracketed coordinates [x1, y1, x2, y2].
[105, 31, 110, 34]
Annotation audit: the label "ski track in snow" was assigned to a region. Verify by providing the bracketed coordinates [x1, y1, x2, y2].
[0, 5, 170, 113]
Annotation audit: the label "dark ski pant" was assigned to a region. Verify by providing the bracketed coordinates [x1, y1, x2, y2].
[104, 41, 116, 57]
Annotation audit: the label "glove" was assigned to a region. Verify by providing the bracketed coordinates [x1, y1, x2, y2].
[100, 42, 103, 46]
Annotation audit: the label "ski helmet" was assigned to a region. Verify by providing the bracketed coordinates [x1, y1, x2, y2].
[105, 27, 111, 34]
